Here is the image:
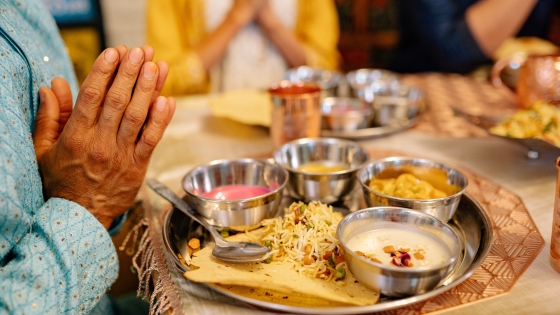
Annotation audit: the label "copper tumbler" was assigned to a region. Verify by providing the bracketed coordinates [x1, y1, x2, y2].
[551, 157, 560, 273]
[268, 81, 322, 149]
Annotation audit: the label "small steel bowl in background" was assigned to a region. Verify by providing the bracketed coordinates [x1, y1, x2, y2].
[337, 207, 461, 297]
[372, 83, 426, 127]
[273, 137, 369, 204]
[358, 157, 468, 222]
[321, 97, 374, 131]
[182, 159, 289, 227]
[346, 69, 400, 102]
[284, 66, 345, 99]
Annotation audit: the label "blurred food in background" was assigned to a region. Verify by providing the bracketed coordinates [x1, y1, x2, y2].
[490, 101, 560, 146]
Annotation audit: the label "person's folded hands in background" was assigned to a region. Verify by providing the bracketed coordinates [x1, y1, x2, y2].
[146, 0, 340, 95]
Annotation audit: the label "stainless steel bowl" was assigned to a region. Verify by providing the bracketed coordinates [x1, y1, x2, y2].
[273, 138, 369, 204]
[337, 207, 461, 296]
[321, 97, 374, 131]
[358, 157, 468, 222]
[182, 159, 289, 227]
[372, 84, 426, 127]
[284, 66, 345, 99]
[346, 69, 400, 102]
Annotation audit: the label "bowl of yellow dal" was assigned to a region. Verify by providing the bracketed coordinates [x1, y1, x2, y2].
[273, 137, 369, 203]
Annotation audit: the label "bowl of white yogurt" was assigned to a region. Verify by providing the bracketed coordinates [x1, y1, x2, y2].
[337, 207, 461, 297]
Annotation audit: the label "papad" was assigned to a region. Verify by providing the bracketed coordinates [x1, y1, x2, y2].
[216, 284, 353, 307]
[183, 242, 379, 306]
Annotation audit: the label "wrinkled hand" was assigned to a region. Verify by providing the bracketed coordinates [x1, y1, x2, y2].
[33, 46, 175, 229]
[33, 77, 74, 158]
[228, 0, 266, 26]
[34, 45, 169, 158]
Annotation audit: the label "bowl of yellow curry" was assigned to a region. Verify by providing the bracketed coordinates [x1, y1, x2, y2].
[357, 157, 468, 222]
[273, 137, 369, 204]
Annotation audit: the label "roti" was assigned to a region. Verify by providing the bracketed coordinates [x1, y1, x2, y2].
[183, 232, 380, 307]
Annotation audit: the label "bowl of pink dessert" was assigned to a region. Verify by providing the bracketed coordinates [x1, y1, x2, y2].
[182, 159, 289, 227]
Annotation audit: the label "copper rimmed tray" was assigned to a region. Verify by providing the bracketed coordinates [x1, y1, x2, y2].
[162, 192, 492, 314]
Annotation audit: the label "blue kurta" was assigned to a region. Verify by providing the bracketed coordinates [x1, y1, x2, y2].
[0, 1, 119, 314]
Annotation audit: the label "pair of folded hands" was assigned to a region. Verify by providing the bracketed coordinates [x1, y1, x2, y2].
[33, 45, 175, 229]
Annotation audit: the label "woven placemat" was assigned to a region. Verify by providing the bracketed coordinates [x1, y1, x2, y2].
[402, 73, 518, 139]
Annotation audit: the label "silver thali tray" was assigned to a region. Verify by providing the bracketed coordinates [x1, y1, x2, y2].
[162, 190, 493, 314]
[320, 79, 426, 141]
[320, 115, 419, 140]
[452, 106, 560, 159]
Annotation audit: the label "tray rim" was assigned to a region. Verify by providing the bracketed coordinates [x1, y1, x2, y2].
[320, 116, 419, 140]
[320, 104, 424, 140]
[162, 192, 493, 314]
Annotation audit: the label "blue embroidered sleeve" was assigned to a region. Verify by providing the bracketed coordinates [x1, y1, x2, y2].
[0, 1, 119, 314]
[0, 198, 119, 315]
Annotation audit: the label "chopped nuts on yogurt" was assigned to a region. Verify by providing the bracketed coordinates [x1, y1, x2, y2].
[347, 226, 451, 268]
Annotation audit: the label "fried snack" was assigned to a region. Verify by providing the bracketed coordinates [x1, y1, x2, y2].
[183, 241, 379, 306]
[217, 285, 356, 307]
[249, 202, 347, 282]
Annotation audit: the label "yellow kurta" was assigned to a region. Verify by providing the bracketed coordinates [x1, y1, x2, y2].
[146, 0, 340, 96]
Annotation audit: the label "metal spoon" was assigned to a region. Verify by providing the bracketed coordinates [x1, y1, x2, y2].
[146, 179, 270, 262]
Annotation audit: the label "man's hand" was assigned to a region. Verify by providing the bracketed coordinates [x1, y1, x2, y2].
[33, 78, 73, 161]
[33, 46, 175, 229]
[33, 45, 168, 160]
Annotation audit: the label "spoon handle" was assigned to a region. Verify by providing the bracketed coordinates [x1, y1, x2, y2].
[146, 178, 226, 245]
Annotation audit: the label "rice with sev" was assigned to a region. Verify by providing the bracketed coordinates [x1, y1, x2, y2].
[246, 201, 348, 284]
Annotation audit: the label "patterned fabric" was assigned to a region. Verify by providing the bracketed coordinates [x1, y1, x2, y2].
[0, 1, 119, 314]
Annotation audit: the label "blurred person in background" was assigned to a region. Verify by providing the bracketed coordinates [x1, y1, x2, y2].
[0, 0, 175, 314]
[146, 0, 340, 96]
[390, 0, 560, 74]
